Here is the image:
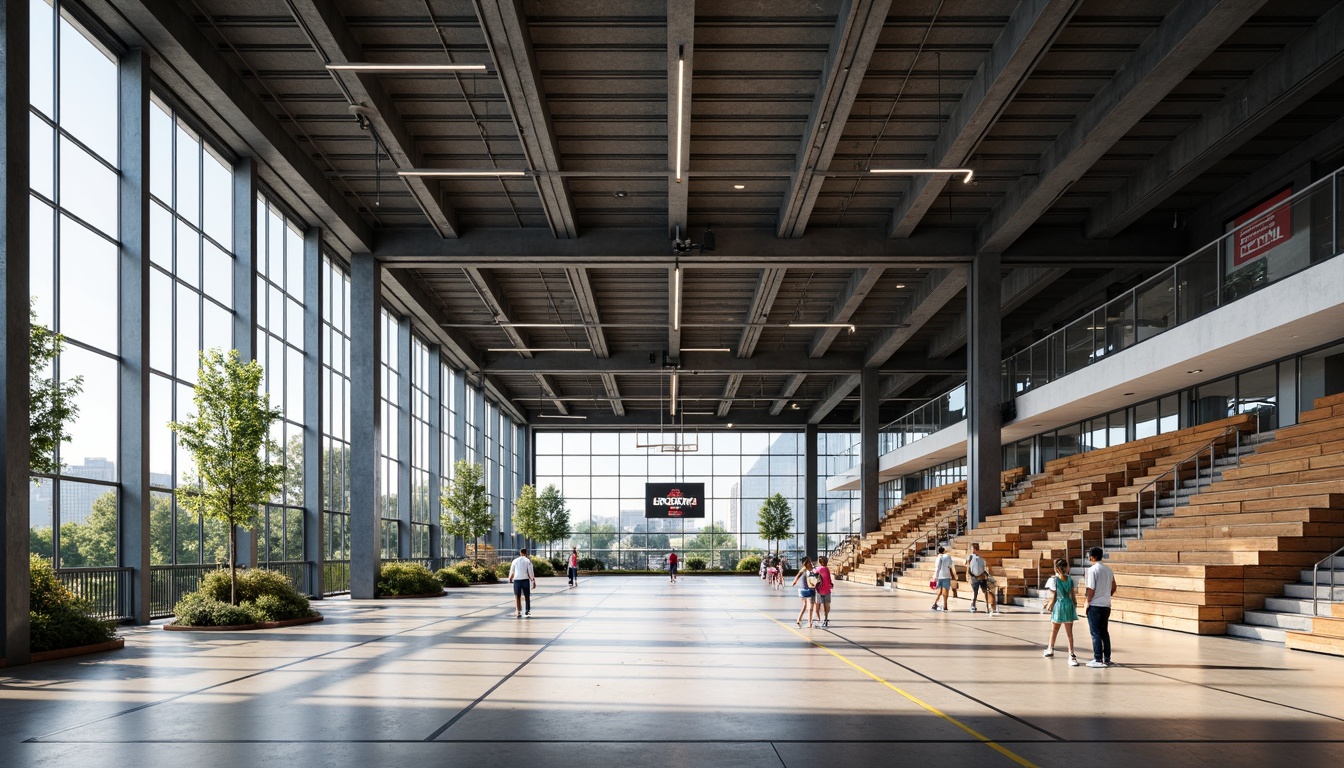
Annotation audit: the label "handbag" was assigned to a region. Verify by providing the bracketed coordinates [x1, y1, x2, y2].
[929, 579, 938, 590]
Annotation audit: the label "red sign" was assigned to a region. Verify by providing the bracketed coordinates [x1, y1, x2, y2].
[1231, 188, 1291, 267]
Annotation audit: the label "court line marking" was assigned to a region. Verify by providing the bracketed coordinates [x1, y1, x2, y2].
[758, 611, 1041, 768]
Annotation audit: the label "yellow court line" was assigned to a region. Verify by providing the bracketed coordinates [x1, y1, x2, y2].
[761, 613, 1040, 768]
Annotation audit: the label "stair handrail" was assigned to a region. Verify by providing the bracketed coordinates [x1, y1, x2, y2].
[1312, 543, 1344, 617]
[1126, 422, 1252, 547]
[828, 532, 861, 566]
[885, 504, 967, 581]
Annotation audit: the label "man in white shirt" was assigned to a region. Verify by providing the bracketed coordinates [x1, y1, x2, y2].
[930, 546, 956, 612]
[965, 543, 998, 615]
[1084, 546, 1117, 667]
[508, 548, 537, 618]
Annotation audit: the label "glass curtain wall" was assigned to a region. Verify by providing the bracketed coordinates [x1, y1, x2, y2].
[819, 432, 859, 552]
[27, 2, 125, 569]
[145, 96, 236, 571]
[409, 337, 432, 559]
[379, 309, 401, 558]
[255, 194, 306, 569]
[320, 256, 352, 592]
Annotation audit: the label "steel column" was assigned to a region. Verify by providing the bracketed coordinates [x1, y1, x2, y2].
[860, 366, 879, 535]
[396, 316, 412, 560]
[232, 158, 259, 568]
[349, 253, 382, 598]
[805, 424, 819, 560]
[302, 228, 324, 596]
[967, 256, 1003, 529]
[118, 48, 152, 623]
[427, 345, 442, 568]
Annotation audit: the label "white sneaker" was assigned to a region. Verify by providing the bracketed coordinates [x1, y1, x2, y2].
[1042, 648, 1054, 657]
[1087, 660, 1107, 668]
[990, 610, 1001, 616]
[970, 606, 977, 613]
[1068, 655, 1079, 667]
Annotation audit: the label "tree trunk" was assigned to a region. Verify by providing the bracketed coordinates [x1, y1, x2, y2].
[229, 524, 238, 605]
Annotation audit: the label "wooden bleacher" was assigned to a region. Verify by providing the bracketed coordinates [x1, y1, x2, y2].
[1286, 602, 1344, 656]
[1108, 393, 1344, 634]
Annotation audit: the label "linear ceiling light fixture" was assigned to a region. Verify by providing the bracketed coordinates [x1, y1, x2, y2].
[326, 63, 487, 72]
[869, 168, 974, 184]
[486, 347, 592, 354]
[675, 45, 685, 183]
[788, 322, 856, 332]
[398, 169, 526, 178]
[680, 347, 732, 353]
[536, 414, 588, 420]
[670, 373, 679, 417]
[672, 261, 683, 331]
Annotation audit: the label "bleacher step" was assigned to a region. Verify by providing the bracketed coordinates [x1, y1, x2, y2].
[1283, 583, 1344, 600]
[1241, 610, 1314, 631]
[1226, 623, 1287, 643]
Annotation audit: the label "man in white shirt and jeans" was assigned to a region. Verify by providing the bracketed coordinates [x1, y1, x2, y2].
[508, 548, 537, 618]
[1084, 546, 1117, 667]
[965, 543, 998, 615]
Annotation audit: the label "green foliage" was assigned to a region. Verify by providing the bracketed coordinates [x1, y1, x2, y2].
[196, 569, 315, 622]
[757, 493, 794, 556]
[530, 557, 555, 577]
[478, 565, 500, 584]
[512, 484, 544, 546]
[493, 562, 512, 579]
[685, 556, 707, 571]
[173, 592, 260, 627]
[547, 555, 565, 572]
[737, 555, 763, 573]
[29, 304, 83, 476]
[169, 349, 284, 604]
[577, 557, 605, 571]
[441, 460, 492, 561]
[28, 555, 116, 652]
[686, 523, 736, 553]
[537, 484, 571, 554]
[376, 562, 443, 596]
[574, 520, 617, 551]
[435, 568, 470, 588]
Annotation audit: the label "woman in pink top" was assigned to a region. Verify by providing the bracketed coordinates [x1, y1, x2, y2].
[567, 547, 579, 588]
[812, 556, 834, 627]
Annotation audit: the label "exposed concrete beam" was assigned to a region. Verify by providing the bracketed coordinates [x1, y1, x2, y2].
[977, 0, 1268, 254]
[381, 269, 525, 424]
[889, 0, 1082, 238]
[473, 0, 577, 238]
[810, 268, 884, 357]
[668, 0, 695, 236]
[717, 267, 785, 417]
[564, 267, 623, 416]
[484, 350, 965, 376]
[462, 267, 568, 415]
[1088, 1, 1344, 239]
[808, 374, 859, 424]
[926, 267, 1068, 359]
[668, 266, 681, 362]
[534, 411, 811, 429]
[778, 0, 893, 237]
[80, 0, 373, 252]
[289, 0, 457, 238]
[770, 374, 807, 416]
[716, 374, 743, 419]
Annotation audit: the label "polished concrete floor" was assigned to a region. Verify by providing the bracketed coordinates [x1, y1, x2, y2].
[2, 576, 1343, 767]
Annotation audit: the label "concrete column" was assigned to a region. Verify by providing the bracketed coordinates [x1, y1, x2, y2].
[860, 366, 879, 535]
[967, 255, 1003, 529]
[301, 228, 324, 597]
[804, 424, 818, 560]
[118, 49, 152, 623]
[232, 158, 259, 567]
[500, 414, 514, 548]
[396, 317, 412, 560]
[1, 0, 33, 665]
[349, 254, 382, 598]
[427, 345, 442, 568]
[451, 372, 467, 557]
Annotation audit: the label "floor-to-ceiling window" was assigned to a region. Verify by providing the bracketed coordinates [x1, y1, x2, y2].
[255, 194, 306, 570]
[379, 309, 401, 558]
[321, 255, 352, 592]
[409, 337, 432, 559]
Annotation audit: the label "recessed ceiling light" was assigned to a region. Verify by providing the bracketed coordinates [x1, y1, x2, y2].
[727, 422, 734, 429]
[791, 403, 799, 410]
[895, 283, 906, 288]
[733, 184, 746, 190]
[1188, 369, 1203, 374]
[613, 190, 628, 198]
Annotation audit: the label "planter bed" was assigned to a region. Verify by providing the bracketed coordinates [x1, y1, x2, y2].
[1, 638, 127, 667]
[164, 614, 324, 632]
[375, 591, 446, 599]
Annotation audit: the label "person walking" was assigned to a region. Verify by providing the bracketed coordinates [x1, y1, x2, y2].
[1040, 558, 1080, 666]
[667, 550, 679, 583]
[1085, 547, 1117, 668]
[508, 548, 537, 618]
[930, 546, 955, 611]
[813, 555, 834, 627]
[965, 543, 998, 615]
[567, 547, 579, 588]
[790, 557, 818, 627]
[767, 555, 782, 590]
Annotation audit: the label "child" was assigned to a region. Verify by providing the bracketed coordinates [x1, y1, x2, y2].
[790, 557, 818, 628]
[1041, 558, 1080, 666]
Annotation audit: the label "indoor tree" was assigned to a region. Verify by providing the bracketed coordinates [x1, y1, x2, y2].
[757, 492, 794, 559]
[441, 459, 492, 562]
[512, 484, 542, 552]
[169, 349, 284, 605]
[537, 484, 571, 558]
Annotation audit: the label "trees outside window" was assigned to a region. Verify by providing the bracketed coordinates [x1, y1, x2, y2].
[537, 484, 571, 558]
[757, 492, 794, 558]
[441, 459, 492, 562]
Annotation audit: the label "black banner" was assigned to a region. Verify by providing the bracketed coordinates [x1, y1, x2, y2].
[645, 482, 706, 518]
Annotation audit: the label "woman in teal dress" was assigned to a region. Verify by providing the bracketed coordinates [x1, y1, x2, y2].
[1041, 558, 1080, 666]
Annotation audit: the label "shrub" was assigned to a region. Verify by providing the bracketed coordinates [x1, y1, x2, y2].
[173, 592, 260, 627]
[736, 555, 762, 573]
[685, 556, 708, 571]
[547, 555, 565, 572]
[493, 562, 512, 579]
[577, 557, 605, 571]
[196, 568, 316, 622]
[376, 562, 442, 596]
[530, 557, 555, 577]
[435, 568, 470, 588]
[29, 556, 117, 652]
[477, 564, 500, 583]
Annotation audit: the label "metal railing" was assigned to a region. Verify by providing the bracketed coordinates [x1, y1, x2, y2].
[882, 505, 967, 583]
[323, 560, 351, 595]
[827, 534, 861, 568]
[1312, 544, 1344, 617]
[1125, 424, 1248, 547]
[55, 567, 133, 622]
[149, 561, 317, 619]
